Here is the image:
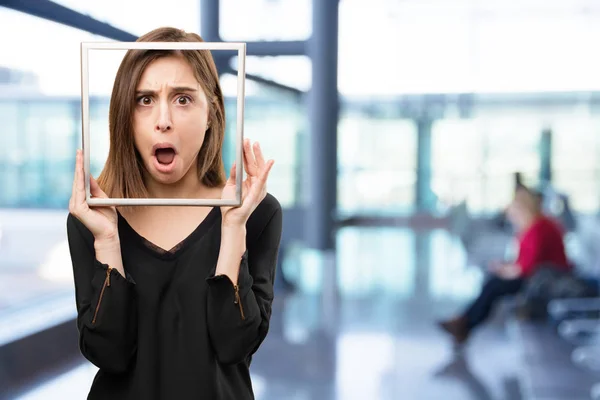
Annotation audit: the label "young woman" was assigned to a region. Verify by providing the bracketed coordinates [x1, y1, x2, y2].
[67, 27, 282, 399]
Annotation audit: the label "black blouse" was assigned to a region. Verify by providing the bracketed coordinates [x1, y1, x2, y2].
[66, 194, 283, 400]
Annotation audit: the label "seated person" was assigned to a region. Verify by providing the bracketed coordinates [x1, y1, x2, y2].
[438, 186, 570, 345]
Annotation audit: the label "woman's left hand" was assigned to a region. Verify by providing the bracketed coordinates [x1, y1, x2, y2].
[493, 263, 522, 280]
[220, 138, 274, 227]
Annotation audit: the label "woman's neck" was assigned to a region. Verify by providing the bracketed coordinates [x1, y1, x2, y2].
[144, 170, 220, 200]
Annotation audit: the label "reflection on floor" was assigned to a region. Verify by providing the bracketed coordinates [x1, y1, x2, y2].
[0, 210, 72, 314]
[0, 272, 71, 314]
[14, 228, 525, 400]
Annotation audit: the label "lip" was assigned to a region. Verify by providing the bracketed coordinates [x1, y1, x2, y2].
[152, 156, 177, 174]
[151, 142, 178, 174]
[152, 142, 178, 155]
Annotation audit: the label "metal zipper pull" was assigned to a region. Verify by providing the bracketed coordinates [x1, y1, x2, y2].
[92, 267, 112, 324]
[233, 284, 245, 320]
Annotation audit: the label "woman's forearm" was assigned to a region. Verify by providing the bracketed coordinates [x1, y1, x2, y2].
[215, 224, 247, 285]
[94, 237, 126, 278]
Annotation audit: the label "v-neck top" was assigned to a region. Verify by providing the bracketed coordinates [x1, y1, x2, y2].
[116, 206, 220, 258]
[66, 194, 282, 400]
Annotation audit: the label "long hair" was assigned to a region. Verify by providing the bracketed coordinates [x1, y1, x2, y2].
[96, 27, 226, 199]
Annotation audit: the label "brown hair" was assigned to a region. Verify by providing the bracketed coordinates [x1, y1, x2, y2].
[96, 27, 226, 199]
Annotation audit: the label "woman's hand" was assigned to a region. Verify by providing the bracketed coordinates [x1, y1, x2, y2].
[220, 139, 274, 227]
[492, 263, 522, 280]
[68, 149, 119, 242]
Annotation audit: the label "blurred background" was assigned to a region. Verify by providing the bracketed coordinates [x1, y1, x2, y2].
[1, 0, 600, 399]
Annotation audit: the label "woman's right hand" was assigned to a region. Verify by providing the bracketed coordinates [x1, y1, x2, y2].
[69, 149, 118, 241]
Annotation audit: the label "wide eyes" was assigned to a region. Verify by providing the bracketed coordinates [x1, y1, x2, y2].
[177, 96, 191, 105]
[136, 95, 192, 106]
[139, 96, 152, 106]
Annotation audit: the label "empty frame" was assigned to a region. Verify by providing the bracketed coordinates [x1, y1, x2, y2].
[80, 41, 246, 207]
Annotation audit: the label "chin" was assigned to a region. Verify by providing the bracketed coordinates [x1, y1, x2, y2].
[146, 156, 185, 185]
[151, 173, 183, 186]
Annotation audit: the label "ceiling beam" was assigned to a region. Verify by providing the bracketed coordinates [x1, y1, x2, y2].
[244, 40, 306, 57]
[0, 0, 137, 41]
[225, 67, 304, 99]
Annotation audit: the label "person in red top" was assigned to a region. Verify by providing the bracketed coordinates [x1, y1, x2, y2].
[513, 213, 569, 278]
[438, 186, 570, 345]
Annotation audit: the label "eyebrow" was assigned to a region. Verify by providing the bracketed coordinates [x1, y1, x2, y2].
[135, 86, 198, 95]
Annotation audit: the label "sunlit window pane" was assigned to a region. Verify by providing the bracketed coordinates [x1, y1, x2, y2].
[338, 116, 417, 216]
[220, 0, 311, 41]
[552, 116, 600, 212]
[53, 0, 200, 36]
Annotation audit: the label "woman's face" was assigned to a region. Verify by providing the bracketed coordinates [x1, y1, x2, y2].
[506, 200, 526, 228]
[132, 54, 209, 186]
[506, 191, 537, 230]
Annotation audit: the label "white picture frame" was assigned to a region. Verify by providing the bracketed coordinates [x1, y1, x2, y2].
[80, 41, 246, 207]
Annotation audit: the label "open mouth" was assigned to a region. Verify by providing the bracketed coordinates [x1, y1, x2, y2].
[153, 144, 176, 165]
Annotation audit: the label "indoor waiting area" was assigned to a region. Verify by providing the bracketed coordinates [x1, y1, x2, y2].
[1, 1, 600, 399]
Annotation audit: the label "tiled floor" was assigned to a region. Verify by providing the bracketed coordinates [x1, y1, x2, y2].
[11, 227, 526, 400]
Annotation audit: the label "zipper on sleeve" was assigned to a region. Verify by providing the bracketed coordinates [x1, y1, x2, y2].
[92, 267, 112, 324]
[233, 284, 245, 320]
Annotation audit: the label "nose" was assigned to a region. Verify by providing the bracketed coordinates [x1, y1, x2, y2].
[155, 101, 172, 132]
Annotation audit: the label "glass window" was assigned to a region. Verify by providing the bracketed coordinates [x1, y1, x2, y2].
[0, 8, 102, 207]
[338, 1, 600, 96]
[22, 102, 78, 208]
[89, 99, 111, 178]
[220, 0, 311, 41]
[431, 119, 485, 212]
[478, 114, 542, 211]
[472, 11, 600, 93]
[222, 75, 306, 208]
[431, 115, 542, 214]
[339, 2, 473, 96]
[0, 102, 21, 206]
[0, 7, 100, 336]
[551, 116, 600, 212]
[338, 115, 417, 216]
[0, 8, 103, 97]
[53, 0, 200, 35]
[243, 102, 304, 208]
[230, 56, 311, 92]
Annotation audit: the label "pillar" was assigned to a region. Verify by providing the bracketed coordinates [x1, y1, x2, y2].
[416, 117, 434, 212]
[305, 0, 339, 251]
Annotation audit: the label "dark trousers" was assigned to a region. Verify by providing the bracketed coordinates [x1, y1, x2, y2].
[465, 276, 525, 330]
